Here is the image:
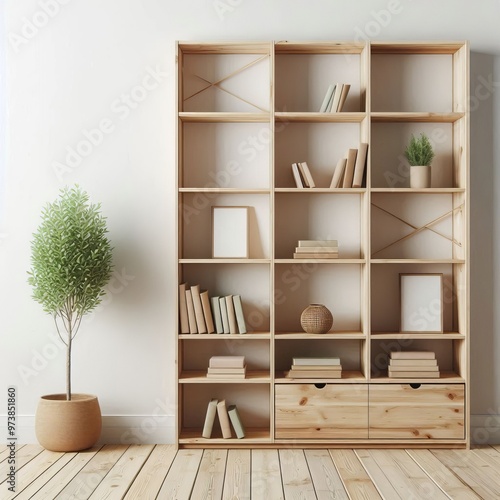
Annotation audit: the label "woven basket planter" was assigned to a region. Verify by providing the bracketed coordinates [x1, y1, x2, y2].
[300, 304, 333, 334]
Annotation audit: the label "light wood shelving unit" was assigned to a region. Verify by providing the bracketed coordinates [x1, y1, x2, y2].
[176, 40, 469, 447]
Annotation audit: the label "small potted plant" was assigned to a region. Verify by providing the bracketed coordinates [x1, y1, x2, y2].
[28, 186, 113, 451]
[404, 133, 435, 188]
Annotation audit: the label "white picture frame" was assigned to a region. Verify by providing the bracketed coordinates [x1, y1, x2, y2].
[400, 273, 443, 333]
[212, 206, 249, 258]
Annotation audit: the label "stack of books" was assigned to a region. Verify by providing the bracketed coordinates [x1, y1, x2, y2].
[179, 283, 247, 334]
[207, 355, 246, 379]
[202, 399, 245, 439]
[319, 83, 351, 113]
[291, 161, 315, 188]
[330, 143, 368, 188]
[293, 239, 339, 259]
[388, 351, 440, 378]
[285, 357, 342, 379]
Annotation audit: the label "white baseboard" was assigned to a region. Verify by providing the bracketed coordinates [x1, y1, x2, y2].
[471, 414, 500, 444]
[0, 415, 176, 445]
[2, 414, 500, 445]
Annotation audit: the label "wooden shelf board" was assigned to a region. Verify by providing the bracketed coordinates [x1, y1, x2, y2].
[179, 370, 270, 383]
[275, 112, 366, 123]
[371, 259, 465, 264]
[179, 428, 271, 444]
[371, 371, 464, 383]
[371, 188, 465, 193]
[275, 187, 366, 193]
[371, 332, 465, 340]
[179, 112, 270, 123]
[275, 331, 365, 339]
[276, 258, 365, 264]
[275, 41, 365, 54]
[180, 188, 270, 194]
[179, 332, 271, 340]
[371, 41, 465, 54]
[179, 258, 270, 264]
[371, 112, 464, 123]
[275, 370, 366, 383]
[178, 42, 271, 54]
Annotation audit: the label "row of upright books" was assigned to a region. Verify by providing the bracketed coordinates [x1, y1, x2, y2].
[202, 399, 245, 439]
[319, 83, 351, 113]
[179, 283, 247, 334]
[207, 356, 246, 379]
[388, 351, 440, 378]
[285, 357, 342, 379]
[291, 143, 368, 189]
[293, 239, 338, 259]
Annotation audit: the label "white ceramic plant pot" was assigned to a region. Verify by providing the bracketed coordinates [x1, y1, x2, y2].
[410, 165, 431, 188]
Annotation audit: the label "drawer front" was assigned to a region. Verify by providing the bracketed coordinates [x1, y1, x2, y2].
[275, 384, 368, 439]
[369, 384, 465, 439]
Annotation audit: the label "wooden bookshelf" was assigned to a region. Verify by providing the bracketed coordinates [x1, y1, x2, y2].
[176, 40, 469, 448]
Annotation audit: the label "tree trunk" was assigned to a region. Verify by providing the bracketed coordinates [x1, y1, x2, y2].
[67, 327, 72, 401]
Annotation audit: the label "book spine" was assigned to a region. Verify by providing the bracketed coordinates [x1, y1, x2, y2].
[225, 295, 238, 334]
[330, 83, 343, 113]
[291, 163, 304, 188]
[298, 240, 338, 247]
[352, 142, 368, 188]
[178, 283, 189, 334]
[216, 400, 232, 439]
[202, 399, 218, 438]
[211, 296, 224, 334]
[300, 162, 316, 188]
[209, 355, 246, 368]
[342, 148, 358, 188]
[294, 253, 338, 259]
[200, 290, 215, 334]
[389, 351, 436, 360]
[227, 405, 245, 439]
[336, 83, 351, 112]
[185, 290, 198, 334]
[330, 158, 347, 189]
[232, 295, 247, 334]
[191, 284, 207, 334]
[219, 297, 230, 334]
[293, 357, 341, 365]
[319, 83, 336, 112]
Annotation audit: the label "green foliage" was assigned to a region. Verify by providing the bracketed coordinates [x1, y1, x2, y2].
[404, 133, 435, 166]
[28, 186, 113, 321]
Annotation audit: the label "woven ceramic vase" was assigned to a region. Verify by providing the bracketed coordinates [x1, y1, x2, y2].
[300, 304, 333, 334]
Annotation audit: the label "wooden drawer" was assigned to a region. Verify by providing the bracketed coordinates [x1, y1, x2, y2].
[275, 384, 368, 439]
[369, 384, 465, 439]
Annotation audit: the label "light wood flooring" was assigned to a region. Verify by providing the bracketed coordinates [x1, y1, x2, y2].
[2, 444, 500, 499]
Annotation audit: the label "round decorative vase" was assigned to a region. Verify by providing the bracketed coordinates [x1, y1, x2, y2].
[410, 165, 431, 188]
[300, 304, 333, 334]
[35, 394, 102, 452]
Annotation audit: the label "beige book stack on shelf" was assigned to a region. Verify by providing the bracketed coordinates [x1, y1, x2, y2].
[388, 351, 440, 378]
[293, 239, 338, 259]
[207, 355, 246, 379]
[285, 357, 342, 379]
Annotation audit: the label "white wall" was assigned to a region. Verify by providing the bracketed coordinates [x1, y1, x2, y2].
[1, 0, 500, 444]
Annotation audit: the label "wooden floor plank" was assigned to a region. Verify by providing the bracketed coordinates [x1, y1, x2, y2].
[0, 445, 44, 486]
[354, 450, 401, 500]
[190, 449, 227, 500]
[407, 449, 480, 500]
[432, 449, 500, 499]
[0, 445, 24, 464]
[88, 444, 154, 499]
[123, 445, 177, 500]
[251, 449, 284, 500]
[279, 449, 316, 500]
[157, 449, 203, 499]
[222, 449, 251, 500]
[367, 450, 449, 500]
[55, 444, 129, 499]
[8, 451, 76, 499]
[328, 449, 382, 500]
[305, 449, 349, 500]
[15, 446, 101, 500]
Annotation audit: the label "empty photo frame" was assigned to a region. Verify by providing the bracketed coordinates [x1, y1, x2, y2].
[212, 206, 249, 258]
[400, 273, 443, 333]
